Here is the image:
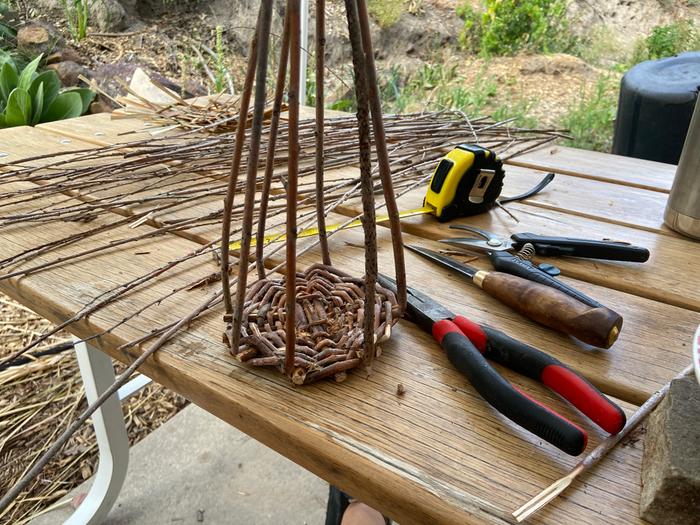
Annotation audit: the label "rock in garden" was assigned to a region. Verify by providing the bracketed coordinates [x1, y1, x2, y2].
[46, 61, 90, 87]
[92, 0, 128, 32]
[640, 375, 700, 525]
[45, 47, 85, 65]
[16, 23, 58, 55]
[89, 100, 112, 114]
[520, 54, 592, 76]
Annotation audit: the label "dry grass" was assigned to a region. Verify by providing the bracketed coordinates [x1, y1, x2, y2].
[0, 293, 188, 525]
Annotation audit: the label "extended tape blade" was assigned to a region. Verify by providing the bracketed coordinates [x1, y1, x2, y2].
[228, 206, 433, 250]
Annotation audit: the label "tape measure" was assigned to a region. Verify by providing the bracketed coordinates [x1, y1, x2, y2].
[423, 144, 504, 221]
[229, 144, 504, 249]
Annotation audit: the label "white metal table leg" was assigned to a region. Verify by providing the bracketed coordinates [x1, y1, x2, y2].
[65, 340, 130, 525]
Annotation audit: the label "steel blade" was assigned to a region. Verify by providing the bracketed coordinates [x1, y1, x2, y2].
[406, 245, 479, 281]
[377, 274, 455, 331]
[438, 238, 507, 253]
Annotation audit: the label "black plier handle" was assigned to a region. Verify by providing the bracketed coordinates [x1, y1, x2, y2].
[432, 317, 626, 456]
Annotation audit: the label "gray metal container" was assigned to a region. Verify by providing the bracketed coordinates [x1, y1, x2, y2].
[664, 98, 700, 239]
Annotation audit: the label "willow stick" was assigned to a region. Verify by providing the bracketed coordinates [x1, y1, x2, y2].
[344, 0, 377, 367]
[285, 0, 301, 376]
[220, 9, 262, 316]
[230, 0, 275, 353]
[314, 0, 331, 265]
[513, 364, 694, 522]
[256, 9, 291, 280]
[355, 0, 406, 313]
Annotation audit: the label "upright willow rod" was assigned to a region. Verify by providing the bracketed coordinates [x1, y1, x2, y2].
[345, 0, 378, 366]
[285, 0, 301, 375]
[315, 0, 331, 266]
[356, 0, 406, 313]
[229, 0, 275, 354]
[256, 8, 291, 279]
[220, 8, 261, 318]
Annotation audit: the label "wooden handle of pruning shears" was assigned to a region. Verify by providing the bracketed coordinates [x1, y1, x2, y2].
[473, 271, 623, 349]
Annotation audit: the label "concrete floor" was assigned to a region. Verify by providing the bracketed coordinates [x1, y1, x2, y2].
[32, 405, 329, 525]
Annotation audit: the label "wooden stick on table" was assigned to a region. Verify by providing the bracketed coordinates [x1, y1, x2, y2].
[513, 364, 694, 522]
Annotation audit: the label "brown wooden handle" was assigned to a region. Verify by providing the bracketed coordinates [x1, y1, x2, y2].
[478, 271, 623, 348]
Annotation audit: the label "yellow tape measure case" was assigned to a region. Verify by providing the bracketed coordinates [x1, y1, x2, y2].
[424, 144, 505, 222]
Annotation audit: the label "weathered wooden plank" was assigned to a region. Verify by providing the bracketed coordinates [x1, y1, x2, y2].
[499, 164, 675, 234]
[507, 144, 675, 193]
[0, 125, 97, 168]
[0, 169, 689, 406]
[2, 113, 692, 525]
[0, 182, 649, 525]
[37, 112, 160, 146]
[3, 122, 694, 403]
[319, 228, 693, 405]
[337, 169, 700, 312]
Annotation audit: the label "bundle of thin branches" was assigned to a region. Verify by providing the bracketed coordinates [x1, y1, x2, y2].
[0, 110, 565, 370]
[82, 72, 273, 134]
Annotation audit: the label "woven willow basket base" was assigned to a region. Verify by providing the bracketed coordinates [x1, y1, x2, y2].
[225, 264, 400, 384]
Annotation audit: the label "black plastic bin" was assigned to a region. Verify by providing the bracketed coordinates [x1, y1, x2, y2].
[612, 51, 700, 164]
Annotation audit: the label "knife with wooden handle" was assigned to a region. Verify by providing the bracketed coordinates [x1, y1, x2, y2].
[406, 245, 622, 349]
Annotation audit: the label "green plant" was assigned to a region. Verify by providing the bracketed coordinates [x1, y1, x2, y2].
[492, 98, 537, 128]
[368, 0, 404, 28]
[408, 63, 458, 90]
[0, 2, 17, 47]
[0, 55, 95, 128]
[562, 76, 618, 152]
[61, 0, 91, 41]
[213, 25, 229, 93]
[639, 20, 699, 62]
[434, 76, 498, 114]
[304, 63, 316, 107]
[576, 26, 627, 68]
[455, 2, 482, 53]
[457, 0, 577, 56]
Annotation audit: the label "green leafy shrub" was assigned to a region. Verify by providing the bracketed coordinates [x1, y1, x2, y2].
[455, 3, 482, 53]
[562, 76, 618, 152]
[0, 55, 95, 128]
[631, 20, 700, 64]
[368, 0, 404, 28]
[457, 0, 577, 56]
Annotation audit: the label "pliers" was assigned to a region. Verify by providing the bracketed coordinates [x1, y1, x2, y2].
[440, 226, 650, 308]
[377, 275, 626, 456]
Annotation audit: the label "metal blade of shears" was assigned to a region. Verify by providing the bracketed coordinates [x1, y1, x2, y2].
[377, 274, 455, 332]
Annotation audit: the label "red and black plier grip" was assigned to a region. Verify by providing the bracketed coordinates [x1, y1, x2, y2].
[376, 274, 627, 456]
[434, 317, 626, 456]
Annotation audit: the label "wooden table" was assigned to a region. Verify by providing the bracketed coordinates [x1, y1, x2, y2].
[1, 110, 697, 525]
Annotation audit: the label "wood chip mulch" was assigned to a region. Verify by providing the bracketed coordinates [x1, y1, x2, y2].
[0, 293, 188, 525]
